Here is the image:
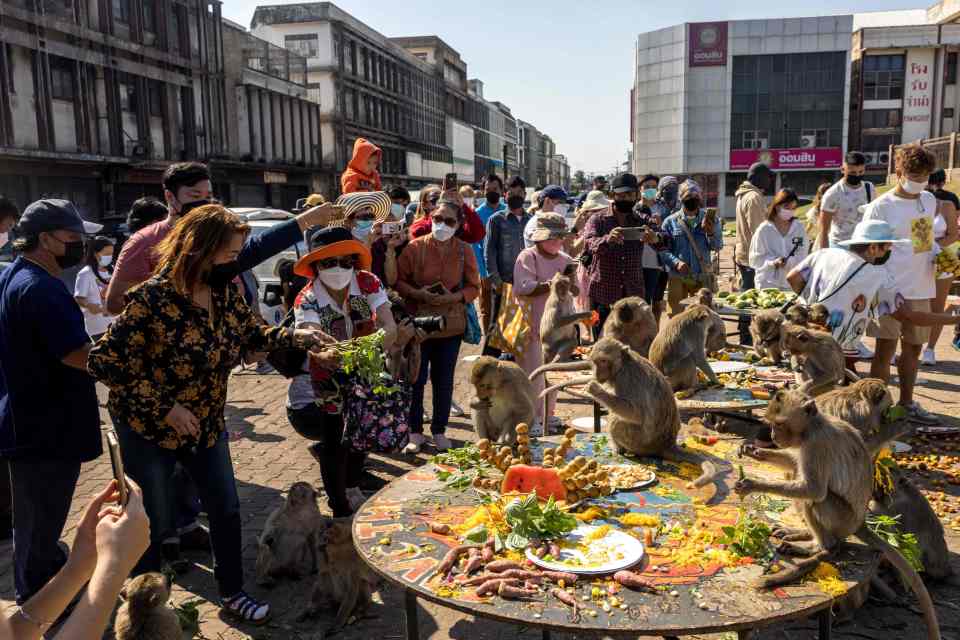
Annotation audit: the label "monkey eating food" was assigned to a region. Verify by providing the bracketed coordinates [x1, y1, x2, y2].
[750, 310, 786, 365]
[648, 304, 723, 392]
[539, 272, 594, 365]
[470, 356, 535, 446]
[256, 481, 324, 587]
[114, 573, 181, 640]
[780, 322, 849, 396]
[736, 389, 941, 640]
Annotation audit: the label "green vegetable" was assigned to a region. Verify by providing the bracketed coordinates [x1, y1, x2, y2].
[502, 494, 577, 550]
[867, 514, 923, 572]
[174, 598, 203, 634]
[430, 445, 494, 491]
[738, 465, 745, 481]
[464, 524, 489, 543]
[333, 330, 398, 396]
[718, 508, 772, 560]
[882, 405, 908, 424]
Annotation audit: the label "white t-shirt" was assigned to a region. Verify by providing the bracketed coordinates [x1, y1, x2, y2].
[73, 265, 115, 337]
[795, 248, 902, 354]
[748, 219, 809, 290]
[821, 180, 871, 246]
[862, 190, 937, 300]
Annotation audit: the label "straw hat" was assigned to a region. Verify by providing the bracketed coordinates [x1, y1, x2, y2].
[328, 191, 392, 227]
[579, 190, 610, 213]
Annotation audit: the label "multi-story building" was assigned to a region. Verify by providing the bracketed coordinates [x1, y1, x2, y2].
[467, 79, 518, 183]
[553, 154, 571, 191]
[251, 3, 454, 190]
[518, 120, 546, 187]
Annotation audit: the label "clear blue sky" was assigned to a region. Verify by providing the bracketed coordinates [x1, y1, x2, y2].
[226, 0, 926, 175]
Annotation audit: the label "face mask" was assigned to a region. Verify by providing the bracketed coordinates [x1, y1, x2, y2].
[390, 203, 405, 219]
[846, 175, 863, 187]
[507, 195, 525, 210]
[352, 220, 373, 241]
[486, 191, 501, 206]
[205, 261, 237, 289]
[177, 199, 210, 217]
[318, 266, 354, 290]
[682, 199, 700, 213]
[552, 203, 569, 217]
[614, 200, 636, 214]
[642, 188, 657, 201]
[873, 250, 893, 266]
[661, 186, 678, 202]
[777, 207, 795, 222]
[432, 221, 456, 242]
[52, 237, 85, 270]
[99, 255, 113, 268]
[539, 238, 564, 255]
[901, 178, 928, 195]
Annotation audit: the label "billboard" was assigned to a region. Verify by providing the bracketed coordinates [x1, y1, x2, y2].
[730, 148, 843, 171]
[902, 49, 935, 142]
[689, 22, 728, 68]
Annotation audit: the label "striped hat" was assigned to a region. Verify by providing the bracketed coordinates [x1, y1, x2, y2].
[330, 191, 392, 226]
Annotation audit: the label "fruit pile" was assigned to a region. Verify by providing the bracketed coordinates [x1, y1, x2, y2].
[555, 456, 614, 503]
[893, 436, 960, 533]
[716, 288, 790, 310]
[541, 428, 578, 468]
[934, 241, 960, 277]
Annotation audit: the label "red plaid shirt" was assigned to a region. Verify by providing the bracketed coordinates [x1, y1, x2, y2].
[582, 211, 651, 306]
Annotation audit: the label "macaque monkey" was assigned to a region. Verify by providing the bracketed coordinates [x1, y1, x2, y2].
[816, 378, 901, 442]
[303, 518, 379, 628]
[784, 305, 810, 326]
[808, 303, 830, 331]
[256, 482, 324, 586]
[543, 338, 722, 489]
[780, 322, 847, 396]
[736, 389, 941, 640]
[539, 272, 594, 365]
[470, 357, 535, 446]
[648, 305, 722, 391]
[695, 289, 728, 354]
[114, 573, 181, 640]
[750, 310, 786, 365]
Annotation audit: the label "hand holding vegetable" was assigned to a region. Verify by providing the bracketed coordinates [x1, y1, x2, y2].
[309, 348, 341, 370]
[293, 328, 337, 351]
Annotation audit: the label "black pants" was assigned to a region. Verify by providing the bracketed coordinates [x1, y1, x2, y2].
[481, 289, 503, 358]
[287, 405, 365, 518]
[737, 263, 755, 346]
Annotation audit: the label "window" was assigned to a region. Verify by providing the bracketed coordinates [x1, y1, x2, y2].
[285, 34, 318, 59]
[148, 81, 163, 117]
[143, 0, 157, 32]
[413, 53, 427, 61]
[349, 41, 356, 75]
[863, 133, 898, 153]
[119, 81, 136, 112]
[862, 55, 905, 100]
[4, 44, 13, 94]
[947, 52, 957, 86]
[861, 109, 901, 130]
[945, 107, 955, 119]
[742, 130, 769, 149]
[50, 57, 74, 101]
[112, 0, 130, 24]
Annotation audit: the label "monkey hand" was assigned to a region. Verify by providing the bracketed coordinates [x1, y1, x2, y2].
[586, 380, 605, 398]
[471, 398, 492, 412]
[734, 477, 757, 497]
[738, 443, 767, 460]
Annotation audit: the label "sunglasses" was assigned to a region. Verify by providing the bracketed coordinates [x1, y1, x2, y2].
[352, 212, 376, 221]
[427, 195, 441, 204]
[432, 215, 458, 226]
[317, 256, 357, 269]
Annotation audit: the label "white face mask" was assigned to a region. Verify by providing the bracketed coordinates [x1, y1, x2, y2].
[0, 232, 7, 247]
[552, 203, 569, 217]
[432, 221, 456, 242]
[99, 255, 113, 267]
[777, 207, 794, 222]
[318, 266, 353, 290]
[901, 178, 929, 195]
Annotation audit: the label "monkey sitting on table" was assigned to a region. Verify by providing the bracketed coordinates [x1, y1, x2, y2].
[469, 356, 535, 446]
[780, 322, 849, 396]
[114, 573, 181, 640]
[736, 389, 941, 640]
[539, 271, 595, 365]
[749, 309, 786, 365]
[256, 481, 324, 587]
[648, 304, 724, 392]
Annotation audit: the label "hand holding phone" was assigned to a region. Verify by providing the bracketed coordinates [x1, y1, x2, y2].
[106, 430, 129, 509]
[382, 221, 404, 236]
[442, 172, 458, 192]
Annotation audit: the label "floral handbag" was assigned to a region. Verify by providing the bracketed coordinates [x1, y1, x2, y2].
[341, 378, 411, 454]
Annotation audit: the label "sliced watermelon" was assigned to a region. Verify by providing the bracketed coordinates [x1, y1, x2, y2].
[501, 465, 567, 502]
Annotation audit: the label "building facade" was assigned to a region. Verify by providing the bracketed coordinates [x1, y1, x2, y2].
[632, 16, 854, 216]
[467, 79, 518, 183]
[517, 119, 546, 187]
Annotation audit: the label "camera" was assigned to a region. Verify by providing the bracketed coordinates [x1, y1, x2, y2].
[412, 315, 447, 334]
[382, 221, 404, 236]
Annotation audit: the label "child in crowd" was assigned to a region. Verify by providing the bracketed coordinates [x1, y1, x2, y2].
[340, 138, 382, 194]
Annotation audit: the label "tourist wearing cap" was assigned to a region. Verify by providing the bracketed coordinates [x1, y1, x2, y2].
[660, 180, 724, 316]
[650, 175, 680, 221]
[524, 185, 568, 248]
[514, 213, 579, 433]
[748, 189, 809, 291]
[396, 200, 480, 453]
[734, 162, 774, 345]
[583, 174, 659, 336]
[0, 199, 103, 606]
[286, 226, 397, 517]
[787, 219, 960, 367]
[89, 204, 332, 625]
[334, 191, 392, 246]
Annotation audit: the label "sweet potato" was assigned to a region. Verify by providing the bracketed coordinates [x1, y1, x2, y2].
[614, 570, 659, 593]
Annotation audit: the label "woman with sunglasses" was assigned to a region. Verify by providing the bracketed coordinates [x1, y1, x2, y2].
[396, 201, 480, 453]
[335, 191, 392, 246]
[409, 185, 486, 244]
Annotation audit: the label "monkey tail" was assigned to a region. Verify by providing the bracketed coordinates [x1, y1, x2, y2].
[540, 375, 594, 399]
[528, 360, 591, 382]
[663, 446, 725, 490]
[855, 524, 942, 640]
[844, 368, 861, 383]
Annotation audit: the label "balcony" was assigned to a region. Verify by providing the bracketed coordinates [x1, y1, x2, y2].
[242, 32, 306, 86]
[3, 0, 79, 22]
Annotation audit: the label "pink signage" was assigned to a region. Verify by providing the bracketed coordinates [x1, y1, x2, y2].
[729, 147, 843, 171]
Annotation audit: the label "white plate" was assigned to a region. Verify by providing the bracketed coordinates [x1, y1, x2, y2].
[891, 440, 912, 454]
[461, 355, 481, 363]
[525, 525, 644, 575]
[603, 464, 658, 490]
[709, 360, 753, 374]
[570, 416, 606, 431]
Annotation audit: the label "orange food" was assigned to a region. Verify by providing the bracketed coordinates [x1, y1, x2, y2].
[582, 310, 601, 327]
[501, 465, 568, 502]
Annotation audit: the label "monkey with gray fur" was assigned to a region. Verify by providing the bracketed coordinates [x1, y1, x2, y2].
[256, 482, 324, 587]
[114, 573, 181, 640]
[542, 338, 723, 489]
[780, 322, 847, 396]
[750, 310, 786, 365]
[816, 378, 902, 443]
[695, 289, 728, 355]
[527, 296, 658, 382]
[736, 389, 941, 640]
[539, 272, 594, 365]
[470, 357, 535, 446]
[648, 305, 723, 392]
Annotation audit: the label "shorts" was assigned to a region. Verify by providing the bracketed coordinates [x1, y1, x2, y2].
[642, 268, 668, 304]
[868, 298, 931, 345]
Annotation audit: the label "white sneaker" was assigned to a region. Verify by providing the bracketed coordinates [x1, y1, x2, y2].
[432, 434, 453, 452]
[346, 487, 366, 511]
[403, 433, 426, 454]
[450, 402, 465, 418]
[906, 402, 939, 425]
[854, 342, 874, 360]
[920, 348, 936, 366]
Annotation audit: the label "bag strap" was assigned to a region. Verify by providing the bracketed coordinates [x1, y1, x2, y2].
[679, 217, 709, 272]
[815, 261, 869, 305]
[865, 181, 875, 203]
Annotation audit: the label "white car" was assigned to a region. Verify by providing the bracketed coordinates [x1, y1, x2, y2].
[230, 207, 305, 326]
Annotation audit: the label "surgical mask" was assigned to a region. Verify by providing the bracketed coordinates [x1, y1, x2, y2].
[318, 266, 353, 290]
[52, 238, 85, 270]
[390, 203, 405, 219]
[874, 250, 893, 266]
[352, 219, 373, 242]
[642, 188, 657, 201]
[552, 203, 569, 217]
[177, 199, 210, 217]
[901, 178, 928, 195]
[0, 232, 7, 247]
[204, 261, 237, 289]
[507, 195, 525, 210]
[777, 207, 795, 222]
[432, 221, 456, 242]
[846, 175, 863, 187]
[486, 191, 501, 206]
[99, 255, 113, 268]
[614, 200, 636, 214]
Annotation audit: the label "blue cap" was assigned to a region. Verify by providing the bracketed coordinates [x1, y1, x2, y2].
[540, 185, 567, 202]
[837, 220, 911, 247]
[16, 199, 102, 236]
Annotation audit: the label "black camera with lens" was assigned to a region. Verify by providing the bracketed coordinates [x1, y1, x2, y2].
[412, 315, 446, 334]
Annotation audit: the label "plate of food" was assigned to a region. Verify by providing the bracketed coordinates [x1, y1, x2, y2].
[526, 524, 644, 575]
[709, 360, 753, 374]
[602, 464, 657, 490]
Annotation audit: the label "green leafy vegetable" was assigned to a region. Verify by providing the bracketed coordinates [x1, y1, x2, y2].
[718, 509, 772, 560]
[333, 330, 398, 396]
[174, 598, 203, 634]
[502, 494, 577, 550]
[867, 514, 923, 572]
[430, 445, 494, 491]
[464, 524, 489, 543]
[882, 405, 908, 424]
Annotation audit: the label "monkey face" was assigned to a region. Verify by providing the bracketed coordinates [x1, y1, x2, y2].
[474, 374, 498, 400]
[859, 379, 892, 413]
[553, 276, 570, 298]
[696, 288, 714, 308]
[471, 358, 502, 399]
[287, 482, 319, 509]
[125, 572, 171, 610]
[765, 389, 815, 448]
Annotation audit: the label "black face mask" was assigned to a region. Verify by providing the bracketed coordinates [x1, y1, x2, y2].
[661, 186, 678, 203]
[873, 250, 892, 266]
[507, 195, 525, 210]
[486, 191, 501, 206]
[846, 175, 863, 187]
[614, 200, 636, 214]
[54, 239, 85, 270]
[205, 261, 238, 289]
[178, 199, 211, 217]
[682, 199, 701, 212]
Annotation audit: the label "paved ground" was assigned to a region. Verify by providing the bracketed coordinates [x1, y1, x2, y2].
[3, 242, 960, 639]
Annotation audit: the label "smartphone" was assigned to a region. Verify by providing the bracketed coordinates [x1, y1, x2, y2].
[427, 282, 447, 295]
[442, 173, 458, 192]
[106, 430, 128, 508]
[382, 221, 404, 236]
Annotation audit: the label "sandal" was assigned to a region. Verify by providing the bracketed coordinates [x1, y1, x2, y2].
[221, 591, 270, 625]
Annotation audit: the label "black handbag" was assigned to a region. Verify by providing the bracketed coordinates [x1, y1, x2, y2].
[266, 308, 308, 378]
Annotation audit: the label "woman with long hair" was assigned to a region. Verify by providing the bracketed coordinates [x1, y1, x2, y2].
[805, 182, 831, 249]
[748, 188, 809, 290]
[73, 235, 115, 340]
[414, 185, 442, 222]
[89, 205, 329, 625]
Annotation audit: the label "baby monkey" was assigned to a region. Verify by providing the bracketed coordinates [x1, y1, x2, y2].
[114, 573, 181, 640]
[780, 322, 847, 396]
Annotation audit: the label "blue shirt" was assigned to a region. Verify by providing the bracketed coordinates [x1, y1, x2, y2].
[473, 201, 506, 278]
[659, 210, 724, 277]
[0, 258, 102, 461]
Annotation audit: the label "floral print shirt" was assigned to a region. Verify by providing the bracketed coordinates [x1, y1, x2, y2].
[88, 274, 294, 450]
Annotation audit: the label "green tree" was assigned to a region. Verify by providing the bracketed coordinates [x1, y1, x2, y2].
[572, 170, 587, 192]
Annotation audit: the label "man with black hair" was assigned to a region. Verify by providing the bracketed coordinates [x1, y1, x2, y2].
[388, 185, 411, 223]
[575, 175, 608, 210]
[819, 151, 873, 250]
[475, 174, 506, 335]
[734, 162, 774, 345]
[0, 197, 18, 252]
[126, 196, 168, 235]
[483, 176, 530, 356]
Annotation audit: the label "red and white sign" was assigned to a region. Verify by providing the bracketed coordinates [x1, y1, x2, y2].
[902, 49, 935, 141]
[729, 148, 843, 171]
[689, 22, 728, 68]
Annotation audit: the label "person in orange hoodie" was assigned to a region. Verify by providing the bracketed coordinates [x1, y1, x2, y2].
[341, 138, 382, 193]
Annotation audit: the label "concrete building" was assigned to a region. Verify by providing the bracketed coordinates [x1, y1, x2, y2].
[467, 79, 518, 183]
[552, 154, 572, 191]
[517, 120, 546, 187]
[632, 16, 854, 216]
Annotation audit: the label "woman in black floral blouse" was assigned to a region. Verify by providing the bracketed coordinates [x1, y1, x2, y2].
[89, 205, 329, 625]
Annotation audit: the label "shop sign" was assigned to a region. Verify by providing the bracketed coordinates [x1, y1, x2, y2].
[729, 147, 843, 170]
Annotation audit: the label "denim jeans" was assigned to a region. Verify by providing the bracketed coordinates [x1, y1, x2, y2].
[410, 334, 462, 435]
[10, 458, 81, 604]
[116, 424, 243, 597]
[737, 263, 756, 346]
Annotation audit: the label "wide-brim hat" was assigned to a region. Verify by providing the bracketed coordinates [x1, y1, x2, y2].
[328, 191, 392, 227]
[293, 226, 372, 278]
[579, 190, 610, 212]
[836, 219, 911, 247]
[529, 212, 571, 242]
